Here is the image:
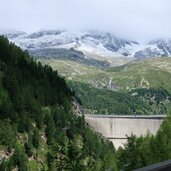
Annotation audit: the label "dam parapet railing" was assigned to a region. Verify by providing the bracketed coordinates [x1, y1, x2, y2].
[84, 114, 167, 119]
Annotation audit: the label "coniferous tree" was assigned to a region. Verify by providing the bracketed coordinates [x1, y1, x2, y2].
[32, 128, 40, 149]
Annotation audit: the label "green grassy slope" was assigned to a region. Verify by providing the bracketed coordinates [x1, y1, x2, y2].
[40, 57, 171, 92]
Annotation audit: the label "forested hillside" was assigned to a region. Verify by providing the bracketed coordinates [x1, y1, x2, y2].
[69, 81, 171, 114]
[1, 36, 171, 171]
[0, 36, 117, 171]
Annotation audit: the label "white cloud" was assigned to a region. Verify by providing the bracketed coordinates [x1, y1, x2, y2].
[0, 0, 171, 42]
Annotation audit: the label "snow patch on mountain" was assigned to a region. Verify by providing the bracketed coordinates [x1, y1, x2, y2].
[1, 30, 171, 65]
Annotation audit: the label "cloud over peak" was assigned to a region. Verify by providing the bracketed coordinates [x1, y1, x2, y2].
[1, 0, 171, 42]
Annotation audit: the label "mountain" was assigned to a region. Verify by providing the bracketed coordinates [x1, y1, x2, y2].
[1, 30, 137, 53]
[0, 36, 117, 170]
[0, 30, 26, 38]
[134, 39, 171, 59]
[1, 35, 171, 171]
[1, 30, 171, 67]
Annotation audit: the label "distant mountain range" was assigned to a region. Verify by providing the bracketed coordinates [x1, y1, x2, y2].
[1, 30, 171, 66]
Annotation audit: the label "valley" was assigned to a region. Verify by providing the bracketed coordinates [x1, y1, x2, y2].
[39, 57, 171, 115]
[1, 0, 171, 170]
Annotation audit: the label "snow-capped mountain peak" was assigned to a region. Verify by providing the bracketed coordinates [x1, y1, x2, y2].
[1, 29, 171, 66]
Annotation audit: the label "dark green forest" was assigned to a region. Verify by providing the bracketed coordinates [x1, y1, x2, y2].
[1, 36, 171, 171]
[69, 81, 171, 115]
[117, 114, 171, 170]
[0, 36, 117, 170]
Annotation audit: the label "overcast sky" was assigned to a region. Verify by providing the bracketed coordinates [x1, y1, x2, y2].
[0, 0, 171, 42]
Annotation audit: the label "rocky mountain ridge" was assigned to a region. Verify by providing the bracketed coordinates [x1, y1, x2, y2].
[1, 29, 171, 66]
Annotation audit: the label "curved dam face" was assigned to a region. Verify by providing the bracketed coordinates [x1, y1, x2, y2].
[84, 115, 166, 149]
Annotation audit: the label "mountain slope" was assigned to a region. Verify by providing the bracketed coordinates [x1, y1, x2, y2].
[39, 57, 171, 92]
[0, 36, 117, 170]
[1, 30, 171, 67]
[39, 57, 171, 114]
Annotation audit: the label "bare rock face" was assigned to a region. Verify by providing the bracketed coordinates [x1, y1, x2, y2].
[72, 97, 87, 116]
[0, 153, 5, 163]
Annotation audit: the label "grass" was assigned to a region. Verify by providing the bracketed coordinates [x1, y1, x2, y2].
[39, 57, 171, 92]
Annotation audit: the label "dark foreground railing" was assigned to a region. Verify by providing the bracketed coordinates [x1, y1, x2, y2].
[133, 160, 171, 171]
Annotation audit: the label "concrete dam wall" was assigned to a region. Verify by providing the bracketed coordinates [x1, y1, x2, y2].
[85, 115, 166, 148]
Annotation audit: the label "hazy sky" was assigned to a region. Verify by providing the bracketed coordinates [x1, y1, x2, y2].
[0, 0, 171, 41]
